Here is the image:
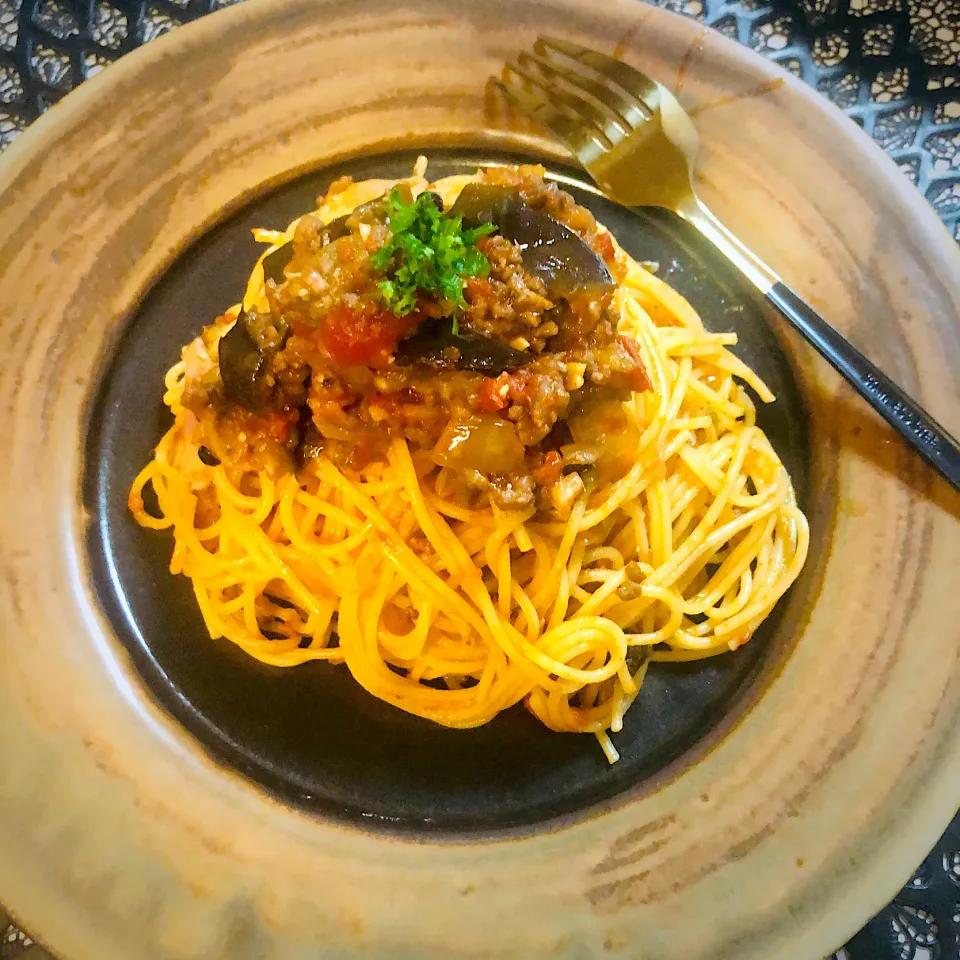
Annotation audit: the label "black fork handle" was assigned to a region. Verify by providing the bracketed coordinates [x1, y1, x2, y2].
[767, 283, 960, 491]
[685, 201, 960, 491]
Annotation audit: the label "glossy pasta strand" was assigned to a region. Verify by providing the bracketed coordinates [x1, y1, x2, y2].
[128, 174, 808, 761]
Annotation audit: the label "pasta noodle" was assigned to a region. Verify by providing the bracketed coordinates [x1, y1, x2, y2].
[130, 168, 808, 763]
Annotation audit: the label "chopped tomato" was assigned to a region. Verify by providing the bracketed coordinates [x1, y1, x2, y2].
[265, 409, 298, 444]
[464, 277, 494, 303]
[475, 375, 510, 413]
[234, 408, 297, 446]
[593, 231, 616, 266]
[321, 304, 419, 367]
[617, 335, 652, 392]
[533, 450, 563, 485]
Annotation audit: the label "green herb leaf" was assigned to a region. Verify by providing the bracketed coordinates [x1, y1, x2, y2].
[373, 188, 495, 319]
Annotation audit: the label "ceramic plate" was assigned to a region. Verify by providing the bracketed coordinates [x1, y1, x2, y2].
[0, 1, 957, 958]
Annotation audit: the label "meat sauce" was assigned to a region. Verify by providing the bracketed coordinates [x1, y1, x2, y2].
[184, 166, 650, 513]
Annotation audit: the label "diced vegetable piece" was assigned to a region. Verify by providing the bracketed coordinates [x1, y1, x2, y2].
[567, 399, 641, 481]
[320, 304, 420, 367]
[433, 416, 525, 474]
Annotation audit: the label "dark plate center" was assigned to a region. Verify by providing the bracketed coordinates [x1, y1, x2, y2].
[84, 149, 809, 834]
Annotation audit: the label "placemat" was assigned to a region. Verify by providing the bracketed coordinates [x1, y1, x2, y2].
[0, 0, 957, 956]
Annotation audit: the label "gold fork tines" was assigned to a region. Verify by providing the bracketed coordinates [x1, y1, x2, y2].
[535, 37, 662, 109]
[497, 41, 655, 167]
[494, 35, 960, 490]
[499, 38, 704, 215]
[518, 49, 649, 136]
[494, 68, 614, 164]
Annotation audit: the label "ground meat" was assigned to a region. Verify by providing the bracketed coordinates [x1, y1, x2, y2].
[187, 167, 649, 512]
[483, 363, 572, 445]
[276, 230, 384, 328]
[462, 236, 554, 350]
[274, 198, 392, 329]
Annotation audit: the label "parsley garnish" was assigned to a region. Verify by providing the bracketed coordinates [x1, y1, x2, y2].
[371, 188, 495, 328]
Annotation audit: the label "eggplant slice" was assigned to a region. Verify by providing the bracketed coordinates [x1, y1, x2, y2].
[219, 312, 278, 411]
[395, 319, 532, 375]
[499, 207, 614, 299]
[448, 184, 523, 229]
[450, 184, 614, 299]
[261, 243, 294, 285]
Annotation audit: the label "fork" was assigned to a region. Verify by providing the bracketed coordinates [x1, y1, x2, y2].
[495, 37, 960, 492]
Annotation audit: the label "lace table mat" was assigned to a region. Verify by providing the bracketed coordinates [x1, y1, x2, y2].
[1, 0, 958, 956]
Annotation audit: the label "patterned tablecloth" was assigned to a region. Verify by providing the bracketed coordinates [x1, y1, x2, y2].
[0, 0, 958, 956]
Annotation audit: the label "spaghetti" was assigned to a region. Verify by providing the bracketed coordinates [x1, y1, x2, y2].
[130, 161, 808, 762]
